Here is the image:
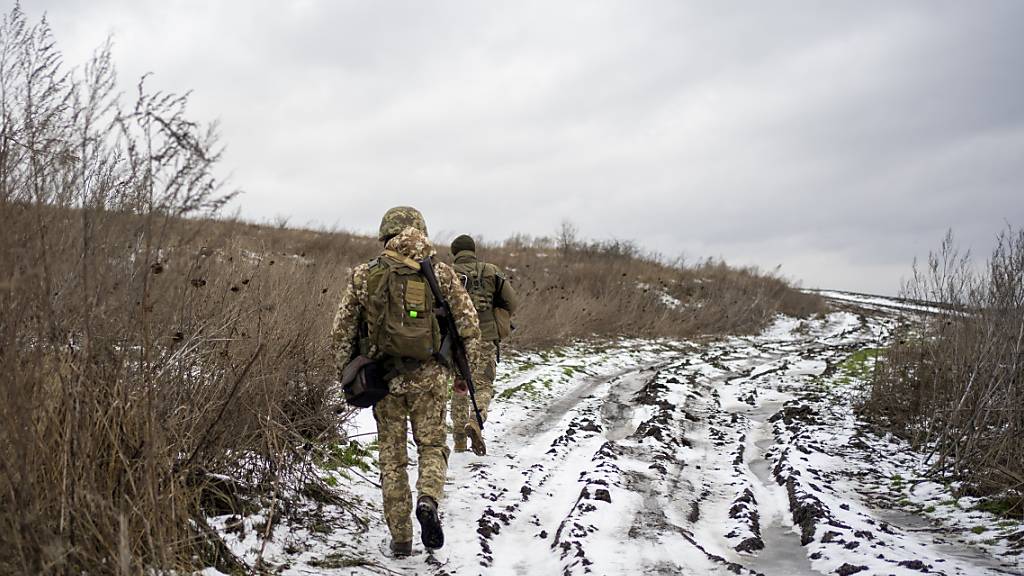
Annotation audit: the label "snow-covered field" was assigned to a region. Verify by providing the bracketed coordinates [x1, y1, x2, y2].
[204, 302, 1024, 575]
[810, 289, 950, 316]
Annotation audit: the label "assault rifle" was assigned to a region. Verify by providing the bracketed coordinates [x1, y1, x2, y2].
[420, 257, 485, 430]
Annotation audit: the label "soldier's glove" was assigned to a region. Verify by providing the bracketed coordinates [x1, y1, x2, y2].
[453, 378, 468, 396]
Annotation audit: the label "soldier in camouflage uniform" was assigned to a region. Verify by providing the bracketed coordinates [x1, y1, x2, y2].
[449, 234, 518, 456]
[332, 207, 484, 557]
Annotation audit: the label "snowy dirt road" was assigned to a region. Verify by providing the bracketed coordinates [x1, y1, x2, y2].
[208, 303, 1024, 575]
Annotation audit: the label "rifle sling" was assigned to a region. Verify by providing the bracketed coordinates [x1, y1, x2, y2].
[382, 250, 422, 271]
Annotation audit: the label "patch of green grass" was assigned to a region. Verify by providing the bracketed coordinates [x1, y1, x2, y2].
[835, 348, 883, 386]
[539, 348, 568, 361]
[317, 440, 375, 474]
[971, 525, 988, 535]
[924, 505, 936, 513]
[563, 366, 576, 377]
[975, 497, 1024, 519]
[308, 553, 373, 569]
[498, 380, 540, 400]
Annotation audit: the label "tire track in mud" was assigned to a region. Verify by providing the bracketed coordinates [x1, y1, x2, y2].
[549, 363, 767, 576]
[207, 309, 1022, 575]
[452, 364, 671, 572]
[440, 311, 1022, 576]
[444, 318, 868, 576]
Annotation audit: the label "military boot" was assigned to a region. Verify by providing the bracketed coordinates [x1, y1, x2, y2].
[465, 421, 486, 456]
[389, 539, 412, 558]
[453, 432, 467, 453]
[415, 496, 444, 550]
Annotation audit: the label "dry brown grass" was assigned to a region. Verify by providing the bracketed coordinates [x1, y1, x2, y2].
[479, 236, 825, 348]
[0, 7, 825, 573]
[0, 9, 361, 573]
[864, 228, 1024, 505]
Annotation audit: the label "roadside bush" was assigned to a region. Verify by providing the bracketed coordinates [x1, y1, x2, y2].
[865, 228, 1024, 502]
[0, 8, 347, 574]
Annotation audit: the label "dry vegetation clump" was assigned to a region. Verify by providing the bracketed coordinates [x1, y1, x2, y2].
[864, 229, 1024, 508]
[481, 230, 826, 348]
[0, 9, 356, 574]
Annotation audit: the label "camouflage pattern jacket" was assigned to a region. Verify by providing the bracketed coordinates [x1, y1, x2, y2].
[332, 226, 484, 394]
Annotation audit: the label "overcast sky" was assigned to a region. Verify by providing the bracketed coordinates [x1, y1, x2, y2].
[33, 0, 1024, 295]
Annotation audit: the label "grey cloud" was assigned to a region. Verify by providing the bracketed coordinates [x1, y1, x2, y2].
[34, 0, 1024, 295]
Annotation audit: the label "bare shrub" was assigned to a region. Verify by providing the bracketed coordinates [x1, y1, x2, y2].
[865, 227, 1024, 503]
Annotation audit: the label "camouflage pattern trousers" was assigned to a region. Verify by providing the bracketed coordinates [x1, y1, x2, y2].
[373, 374, 450, 543]
[451, 340, 498, 429]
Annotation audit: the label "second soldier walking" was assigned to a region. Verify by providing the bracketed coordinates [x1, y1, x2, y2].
[448, 234, 518, 456]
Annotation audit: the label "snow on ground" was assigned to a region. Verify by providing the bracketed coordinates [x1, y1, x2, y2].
[203, 298, 1023, 575]
[636, 282, 683, 309]
[812, 289, 950, 316]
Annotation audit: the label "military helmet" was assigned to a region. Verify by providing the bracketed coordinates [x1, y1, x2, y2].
[378, 206, 427, 241]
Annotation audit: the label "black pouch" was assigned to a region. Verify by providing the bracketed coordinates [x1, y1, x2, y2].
[341, 355, 389, 408]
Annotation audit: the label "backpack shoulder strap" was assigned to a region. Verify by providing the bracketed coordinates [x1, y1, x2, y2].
[468, 262, 486, 293]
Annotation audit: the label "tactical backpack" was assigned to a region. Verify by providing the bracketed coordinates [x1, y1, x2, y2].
[365, 251, 442, 360]
[456, 260, 512, 343]
[343, 251, 444, 407]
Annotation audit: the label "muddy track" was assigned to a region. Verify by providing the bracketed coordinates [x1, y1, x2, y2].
[435, 310, 1023, 575]
[441, 316, 857, 574]
[219, 307, 1023, 574]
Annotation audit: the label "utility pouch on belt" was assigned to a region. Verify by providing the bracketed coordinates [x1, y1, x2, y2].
[494, 307, 512, 341]
[341, 355, 389, 408]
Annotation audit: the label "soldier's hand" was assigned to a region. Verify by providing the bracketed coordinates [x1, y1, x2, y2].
[454, 378, 468, 395]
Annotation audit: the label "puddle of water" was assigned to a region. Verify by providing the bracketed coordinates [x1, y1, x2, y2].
[745, 399, 787, 424]
[752, 513, 821, 575]
[749, 454, 773, 481]
[745, 425, 821, 576]
[744, 404, 1018, 575]
[601, 371, 653, 441]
